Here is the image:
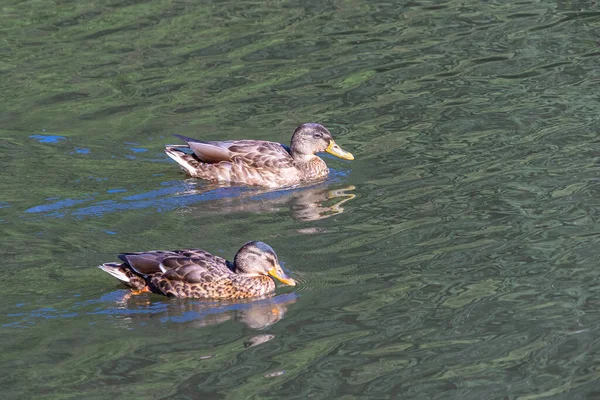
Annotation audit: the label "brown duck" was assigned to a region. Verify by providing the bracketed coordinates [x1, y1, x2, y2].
[98, 241, 296, 299]
[165, 123, 354, 188]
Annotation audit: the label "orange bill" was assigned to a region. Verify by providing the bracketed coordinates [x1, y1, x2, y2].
[326, 140, 354, 160]
[268, 265, 297, 286]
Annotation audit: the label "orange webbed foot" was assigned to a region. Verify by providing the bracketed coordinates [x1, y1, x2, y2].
[130, 287, 151, 295]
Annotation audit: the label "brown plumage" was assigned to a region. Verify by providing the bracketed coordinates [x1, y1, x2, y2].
[165, 123, 354, 188]
[98, 241, 296, 299]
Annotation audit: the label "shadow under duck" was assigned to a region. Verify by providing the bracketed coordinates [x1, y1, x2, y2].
[98, 241, 296, 299]
[165, 123, 354, 188]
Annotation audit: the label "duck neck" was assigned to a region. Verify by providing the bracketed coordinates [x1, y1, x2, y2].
[292, 152, 328, 179]
[230, 274, 276, 297]
[291, 149, 316, 163]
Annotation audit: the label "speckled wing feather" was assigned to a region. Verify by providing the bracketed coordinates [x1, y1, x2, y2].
[118, 249, 228, 275]
[179, 135, 295, 168]
[159, 256, 233, 282]
[225, 140, 293, 167]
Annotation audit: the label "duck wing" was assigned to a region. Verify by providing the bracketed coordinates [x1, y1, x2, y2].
[173, 134, 293, 168]
[227, 140, 294, 169]
[159, 256, 233, 283]
[118, 249, 229, 276]
[173, 134, 236, 163]
[118, 250, 180, 275]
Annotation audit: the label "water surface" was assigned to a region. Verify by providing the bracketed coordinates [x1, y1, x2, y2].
[2, 0, 600, 398]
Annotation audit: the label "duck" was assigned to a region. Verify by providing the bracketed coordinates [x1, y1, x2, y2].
[165, 123, 354, 188]
[98, 241, 296, 299]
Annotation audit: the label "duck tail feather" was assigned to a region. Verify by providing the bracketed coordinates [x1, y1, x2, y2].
[98, 263, 130, 283]
[165, 146, 199, 176]
[173, 134, 207, 144]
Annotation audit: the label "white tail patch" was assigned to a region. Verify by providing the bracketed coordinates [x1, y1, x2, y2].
[98, 263, 130, 283]
[165, 147, 196, 175]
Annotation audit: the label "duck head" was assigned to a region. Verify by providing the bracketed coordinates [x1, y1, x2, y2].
[290, 123, 354, 161]
[234, 241, 296, 286]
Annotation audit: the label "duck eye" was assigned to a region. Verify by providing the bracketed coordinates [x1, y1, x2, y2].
[313, 133, 323, 139]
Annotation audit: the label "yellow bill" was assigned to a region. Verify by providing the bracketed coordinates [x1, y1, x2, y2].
[268, 265, 297, 286]
[326, 140, 354, 160]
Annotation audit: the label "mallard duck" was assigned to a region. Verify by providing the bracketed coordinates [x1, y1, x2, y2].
[98, 241, 296, 299]
[165, 123, 354, 188]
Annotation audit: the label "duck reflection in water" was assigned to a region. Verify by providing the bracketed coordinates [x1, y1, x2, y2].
[289, 184, 355, 221]
[175, 182, 356, 222]
[102, 291, 297, 330]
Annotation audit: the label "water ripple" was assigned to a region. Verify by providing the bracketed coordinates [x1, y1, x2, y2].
[2, 0, 600, 398]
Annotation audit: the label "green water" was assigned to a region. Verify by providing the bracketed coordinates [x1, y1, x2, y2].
[2, 0, 600, 398]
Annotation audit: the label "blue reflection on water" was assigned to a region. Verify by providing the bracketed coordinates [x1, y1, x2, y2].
[3, 291, 298, 329]
[25, 198, 89, 213]
[20, 168, 351, 219]
[29, 134, 66, 143]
